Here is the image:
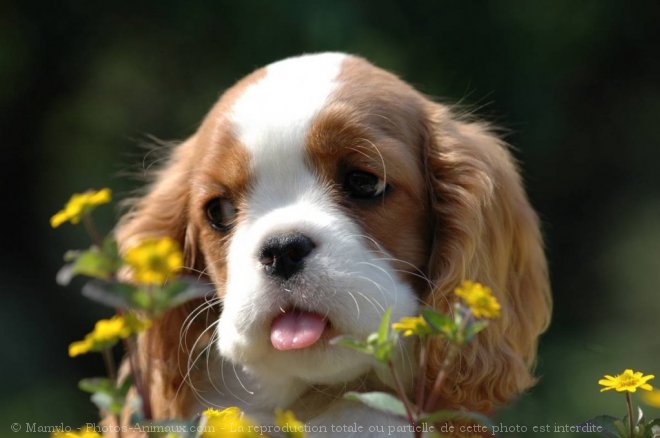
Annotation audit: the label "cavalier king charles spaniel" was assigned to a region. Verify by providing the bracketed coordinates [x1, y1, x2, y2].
[116, 52, 551, 434]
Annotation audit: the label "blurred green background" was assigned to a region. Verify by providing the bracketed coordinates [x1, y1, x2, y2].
[1, 1, 659, 437]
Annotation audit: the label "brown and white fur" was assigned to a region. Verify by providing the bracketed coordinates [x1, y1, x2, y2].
[116, 53, 551, 435]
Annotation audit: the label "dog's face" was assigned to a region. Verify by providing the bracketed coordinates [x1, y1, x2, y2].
[117, 53, 551, 413]
[191, 53, 428, 385]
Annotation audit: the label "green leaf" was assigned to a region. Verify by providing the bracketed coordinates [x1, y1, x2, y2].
[378, 308, 392, 343]
[331, 336, 374, 355]
[421, 410, 493, 428]
[117, 376, 133, 398]
[90, 391, 116, 413]
[131, 288, 152, 309]
[344, 391, 408, 418]
[82, 279, 137, 309]
[464, 320, 489, 342]
[651, 422, 660, 438]
[621, 416, 632, 438]
[60, 249, 115, 284]
[373, 341, 395, 363]
[362, 308, 396, 363]
[57, 238, 122, 286]
[83, 276, 215, 315]
[421, 308, 457, 339]
[80, 376, 129, 416]
[149, 278, 216, 315]
[582, 416, 628, 438]
[164, 278, 215, 305]
[79, 377, 114, 394]
[128, 395, 144, 425]
[102, 237, 120, 260]
[70, 249, 109, 278]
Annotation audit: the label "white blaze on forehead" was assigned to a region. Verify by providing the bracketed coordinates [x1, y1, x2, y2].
[229, 53, 346, 214]
[231, 52, 345, 152]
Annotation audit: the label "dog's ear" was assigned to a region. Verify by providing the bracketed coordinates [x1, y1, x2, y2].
[115, 136, 213, 417]
[116, 135, 202, 269]
[423, 103, 552, 412]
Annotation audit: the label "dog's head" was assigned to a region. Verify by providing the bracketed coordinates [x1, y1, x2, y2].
[117, 53, 551, 414]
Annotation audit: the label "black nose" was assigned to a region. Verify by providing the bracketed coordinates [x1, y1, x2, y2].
[258, 233, 316, 280]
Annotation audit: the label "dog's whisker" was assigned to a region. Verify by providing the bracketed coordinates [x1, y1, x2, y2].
[183, 319, 220, 385]
[204, 331, 226, 399]
[218, 356, 253, 405]
[231, 360, 255, 396]
[345, 290, 361, 319]
[353, 289, 385, 314]
[179, 297, 221, 355]
[174, 320, 223, 408]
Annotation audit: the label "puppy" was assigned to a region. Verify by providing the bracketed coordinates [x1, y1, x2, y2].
[116, 52, 551, 434]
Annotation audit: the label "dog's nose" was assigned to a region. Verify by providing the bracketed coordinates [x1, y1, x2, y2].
[258, 233, 316, 280]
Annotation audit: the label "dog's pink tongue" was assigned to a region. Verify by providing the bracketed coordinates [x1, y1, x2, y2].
[271, 311, 326, 351]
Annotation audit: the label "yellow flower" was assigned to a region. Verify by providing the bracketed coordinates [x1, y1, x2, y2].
[51, 426, 102, 438]
[599, 369, 655, 393]
[454, 280, 501, 319]
[275, 409, 305, 438]
[50, 188, 112, 228]
[68, 338, 93, 357]
[68, 314, 151, 357]
[124, 237, 183, 285]
[392, 316, 431, 337]
[92, 315, 132, 340]
[202, 407, 259, 437]
[642, 388, 660, 407]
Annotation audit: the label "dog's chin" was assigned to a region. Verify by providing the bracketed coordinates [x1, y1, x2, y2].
[216, 312, 373, 386]
[251, 344, 373, 385]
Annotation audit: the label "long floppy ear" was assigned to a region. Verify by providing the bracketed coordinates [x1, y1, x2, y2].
[116, 136, 201, 267]
[423, 103, 552, 413]
[115, 136, 215, 417]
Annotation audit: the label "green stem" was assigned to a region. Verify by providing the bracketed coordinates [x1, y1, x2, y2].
[422, 303, 472, 411]
[387, 360, 418, 435]
[124, 335, 152, 420]
[82, 214, 103, 248]
[424, 345, 458, 412]
[141, 287, 156, 420]
[101, 348, 122, 438]
[101, 348, 117, 384]
[144, 324, 154, 421]
[626, 392, 634, 438]
[415, 337, 429, 417]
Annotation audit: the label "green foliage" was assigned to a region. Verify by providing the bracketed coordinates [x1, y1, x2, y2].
[421, 305, 490, 346]
[58, 238, 121, 285]
[336, 301, 501, 435]
[52, 191, 220, 433]
[344, 391, 408, 418]
[585, 408, 660, 438]
[81, 277, 213, 316]
[79, 377, 132, 416]
[332, 308, 397, 364]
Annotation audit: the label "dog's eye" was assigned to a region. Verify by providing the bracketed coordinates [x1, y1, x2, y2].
[343, 170, 387, 199]
[205, 198, 236, 232]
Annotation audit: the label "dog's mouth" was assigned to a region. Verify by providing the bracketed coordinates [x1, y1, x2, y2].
[270, 308, 332, 351]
